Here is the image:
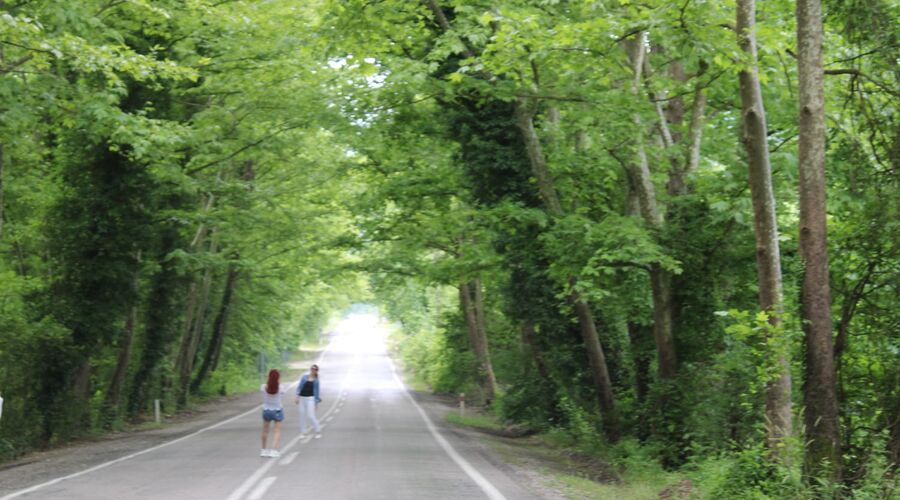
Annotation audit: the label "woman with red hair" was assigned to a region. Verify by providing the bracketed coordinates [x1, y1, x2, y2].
[260, 369, 286, 458]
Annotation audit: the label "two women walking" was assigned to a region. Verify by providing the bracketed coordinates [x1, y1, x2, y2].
[259, 364, 322, 458]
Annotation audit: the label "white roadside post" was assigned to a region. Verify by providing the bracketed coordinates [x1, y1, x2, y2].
[0, 393, 4, 424]
[154, 399, 161, 424]
[459, 393, 465, 418]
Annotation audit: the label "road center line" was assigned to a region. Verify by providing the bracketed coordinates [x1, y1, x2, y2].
[1, 345, 333, 500]
[225, 353, 352, 500]
[247, 476, 277, 500]
[279, 452, 299, 466]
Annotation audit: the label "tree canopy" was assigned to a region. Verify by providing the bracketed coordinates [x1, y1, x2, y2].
[0, 0, 896, 496]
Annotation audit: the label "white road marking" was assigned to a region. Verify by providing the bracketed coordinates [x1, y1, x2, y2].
[226, 392, 341, 500]
[1, 342, 337, 500]
[389, 358, 508, 500]
[0, 403, 264, 500]
[226, 353, 348, 500]
[279, 452, 299, 466]
[247, 476, 277, 500]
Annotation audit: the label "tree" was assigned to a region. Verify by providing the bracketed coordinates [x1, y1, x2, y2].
[736, 0, 793, 460]
[796, 0, 841, 479]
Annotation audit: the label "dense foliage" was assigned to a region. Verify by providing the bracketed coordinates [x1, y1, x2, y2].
[1, 0, 896, 497]
[0, 0, 362, 451]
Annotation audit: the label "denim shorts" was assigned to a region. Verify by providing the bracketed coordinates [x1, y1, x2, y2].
[262, 408, 284, 422]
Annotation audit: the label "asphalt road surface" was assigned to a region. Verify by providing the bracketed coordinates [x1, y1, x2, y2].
[1, 314, 539, 500]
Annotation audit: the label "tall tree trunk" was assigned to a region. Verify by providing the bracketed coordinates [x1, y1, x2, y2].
[833, 261, 876, 362]
[797, 0, 841, 479]
[459, 281, 497, 403]
[569, 276, 619, 438]
[175, 264, 216, 407]
[0, 143, 5, 241]
[736, 0, 793, 460]
[520, 321, 549, 379]
[889, 393, 900, 470]
[175, 281, 200, 407]
[624, 36, 678, 381]
[192, 261, 239, 392]
[128, 230, 183, 417]
[471, 278, 498, 403]
[513, 98, 620, 440]
[668, 60, 708, 196]
[514, 99, 564, 214]
[175, 197, 217, 407]
[71, 357, 93, 430]
[627, 322, 652, 405]
[104, 251, 141, 425]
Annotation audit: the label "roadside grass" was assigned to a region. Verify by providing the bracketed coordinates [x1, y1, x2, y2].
[446, 412, 506, 433]
[552, 473, 660, 499]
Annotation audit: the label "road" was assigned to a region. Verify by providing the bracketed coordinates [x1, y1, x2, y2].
[1, 314, 539, 500]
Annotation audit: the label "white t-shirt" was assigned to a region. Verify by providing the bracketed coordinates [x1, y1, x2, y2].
[260, 384, 287, 410]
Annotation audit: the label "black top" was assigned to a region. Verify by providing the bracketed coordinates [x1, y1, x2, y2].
[299, 380, 315, 397]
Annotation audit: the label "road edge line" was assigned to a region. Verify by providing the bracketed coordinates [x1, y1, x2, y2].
[388, 358, 507, 500]
[1, 345, 331, 500]
[0, 403, 261, 500]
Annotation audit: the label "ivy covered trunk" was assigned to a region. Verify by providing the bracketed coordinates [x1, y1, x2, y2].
[459, 281, 497, 403]
[514, 97, 620, 441]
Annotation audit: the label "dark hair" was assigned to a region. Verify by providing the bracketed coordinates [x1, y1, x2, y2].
[266, 369, 280, 394]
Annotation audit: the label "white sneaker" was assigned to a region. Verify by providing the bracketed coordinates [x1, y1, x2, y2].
[269, 449, 281, 458]
[314, 433, 322, 439]
[260, 449, 269, 457]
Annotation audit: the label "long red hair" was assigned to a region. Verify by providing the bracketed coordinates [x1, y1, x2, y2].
[266, 369, 280, 394]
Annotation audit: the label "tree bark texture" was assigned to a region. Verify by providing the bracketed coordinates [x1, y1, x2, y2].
[175, 199, 217, 407]
[797, 0, 841, 478]
[128, 230, 183, 417]
[569, 276, 620, 440]
[624, 35, 678, 381]
[513, 98, 564, 215]
[623, 37, 663, 228]
[459, 281, 497, 402]
[520, 321, 550, 379]
[192, 261, 239, 392]
[737, 0, 793, 459]
[104, 251, 141, 423]
[175, 281, 201, 406]
[833, 261, 876, 362]
[71, 357, 93, 430]
[512, 96, 619, 439]
[0, 143, 5, 241]
[627, 322, 653, 406]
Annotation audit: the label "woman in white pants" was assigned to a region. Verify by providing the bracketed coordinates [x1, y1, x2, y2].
[294, 364, 321, 438]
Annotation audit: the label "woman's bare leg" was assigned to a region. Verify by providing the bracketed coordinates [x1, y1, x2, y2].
[261, 420, 271, 449]
[272, 421, 282, 450]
